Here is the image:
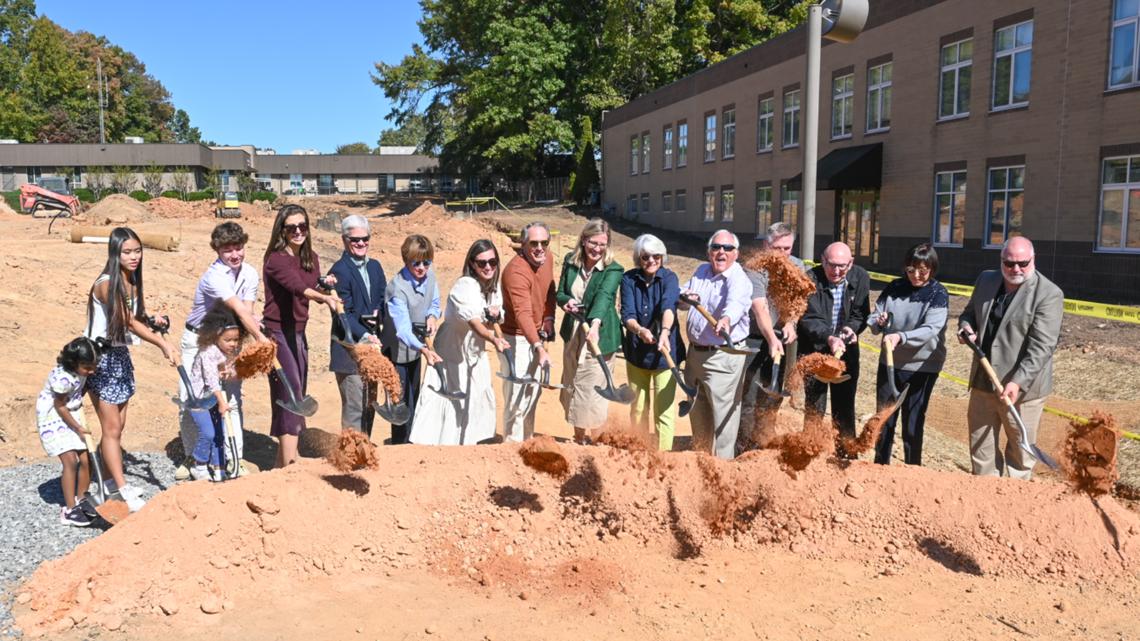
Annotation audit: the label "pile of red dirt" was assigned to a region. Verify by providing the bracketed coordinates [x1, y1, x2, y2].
[14, 444, 1140, 636]
[1064, 411, 1121, 496]
[146, 197, 213, 219]
[0, 198, 18, 217]
[85, 194, 154, 225]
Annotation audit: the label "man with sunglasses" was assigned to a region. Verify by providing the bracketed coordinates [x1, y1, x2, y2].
[958, 236, 1063, 479]
[327, 215, 387, 436]
[798, 242, 870, 456]
[500, 222, 557, 441]
[679, 230, 753, 459]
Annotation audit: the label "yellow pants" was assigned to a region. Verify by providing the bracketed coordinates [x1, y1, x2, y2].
[626, 363, 676, 451]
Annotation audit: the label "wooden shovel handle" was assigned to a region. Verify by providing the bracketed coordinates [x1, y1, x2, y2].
[977, 355, 1006, 395]
[773, 352, 783, 366]
[691, 303, 719, 328]
[83, 433, 97, 453]
[578, 321, 603, 358]
[885, 342, 894, 368]
[660, 347, 678, 370]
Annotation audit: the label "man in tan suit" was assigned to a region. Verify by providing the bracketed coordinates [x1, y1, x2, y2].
[958, 236, 1063, 479]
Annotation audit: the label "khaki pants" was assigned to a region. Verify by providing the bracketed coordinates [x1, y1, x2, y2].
[685, 346, 746, 460]
[500, 334, 541, 442]
[967, 390, 1045, 480]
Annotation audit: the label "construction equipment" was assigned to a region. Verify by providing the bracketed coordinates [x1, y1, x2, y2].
[19, 179, 81, 219]
[958, 329, 1059, 470]
[678, 293, 759, 355]
[566, 309, 633, 405]
[660, 347, 698, 417]
[215, 191, 241, 219]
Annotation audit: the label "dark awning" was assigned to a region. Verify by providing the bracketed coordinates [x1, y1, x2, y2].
[787, 142, 882, 191]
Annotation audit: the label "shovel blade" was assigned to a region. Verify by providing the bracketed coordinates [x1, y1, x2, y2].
[431, 364, 467, 400]
[91, 495, 129, 525]
[595, 384, 634, 405]
[813, 373, 851, 385]
[678, 399, 693, 418]
[275, 397, 319, 418]
[877, 384, 910, 416]
[1031, 445, 1060, 471]
[374, 401, 411, 425]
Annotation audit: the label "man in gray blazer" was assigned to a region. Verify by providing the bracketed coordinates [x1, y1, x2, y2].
[958, 236, 1063, 479]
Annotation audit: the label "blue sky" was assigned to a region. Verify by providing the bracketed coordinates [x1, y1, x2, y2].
[37, 0, 424, 153]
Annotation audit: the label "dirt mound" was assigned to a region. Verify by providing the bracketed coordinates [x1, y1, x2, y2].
[0, 198, 18, 217]
[1065, 412, 1121, 496]
[85, 194, 154, 225]
[146, 197, 213, 219]
[14, 445, 1140, 636]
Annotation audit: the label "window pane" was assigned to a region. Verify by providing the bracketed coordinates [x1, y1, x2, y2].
[936, 173, 952, 192]
[1131, 157, 1140, 182]
[960, 39, 973, 61]
[868, 93, 880, 129]
[1013, 51, 1032, 103]
[953, 191, 967, 244]
[1110, 24, 1136, 86]
[1128, 190, 1140, 248]
[1117, 0, 1140, 19]
[1016, 22, 1033, 46]
[989, 195, 1006, 245]
[936, 194, 952, 243]
[869, 66, 880, 84]
[996, 27, 1014, 52]
[958, 65, 972, 113]
[941, 44, 957, 66]
[990, 168, 1006, 190]
[882, 62, 892, 82]
[1010, 166, 1024, 189]
[1105, 158, 1129, 183]
[940, 71, 956, 117]
[880, 86, 892, 127]
[994, 56, 1012, 106]
[1101, 190, 1124, 248]
[1008, 191, 1024, 237]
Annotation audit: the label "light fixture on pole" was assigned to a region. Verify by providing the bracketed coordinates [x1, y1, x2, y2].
[800, 0, 868, 263]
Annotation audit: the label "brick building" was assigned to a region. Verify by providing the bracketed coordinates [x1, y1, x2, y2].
[600, 0, 1140, 303]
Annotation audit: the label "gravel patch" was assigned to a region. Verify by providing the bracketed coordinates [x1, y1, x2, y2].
[0, 451, 176, 638]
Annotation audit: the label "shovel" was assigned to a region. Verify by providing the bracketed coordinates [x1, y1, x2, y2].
[566, 309, 634, 404]
[81, 434, 129, 525]
[678, 293, 758, 355]
[425, 335, 466, 400]
[881, 340, 910, 406]
[813, 344, 852, 384]
[173, 365, 219, 411]
[331, 299, 356, 348]
[660, 347, 698, 417]
[222, 412, 240, 480]
[493, 323, 538, 385]
[272, 361, 319, 417]
[539, 362, 564, 390]
[762, 352, 793, 399]
[958, 329, 1059, 470]
[374, 387, 411, 425]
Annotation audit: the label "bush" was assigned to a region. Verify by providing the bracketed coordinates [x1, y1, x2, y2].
[2, 191, 20, 212]
[160, 190, 183, 200]
[73, 188, 95, 203]
[250, 190, 277, 203]
[128, 190, 151, 202]
[185, 191, 214, 202]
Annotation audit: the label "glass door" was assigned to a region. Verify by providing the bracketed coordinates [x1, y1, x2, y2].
[839, 190, 880, 264]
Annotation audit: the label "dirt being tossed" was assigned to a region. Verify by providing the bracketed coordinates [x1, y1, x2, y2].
[234, 341, 277, 379]
[799, 352, 846, 381]
[326, 429, 380, 472]
[768, 412, 837, 476]
[840, 403, 902, 457]
[1064, 411, 1121, 496]
[743, 250, 816, 322]
[519, 435, 570, 478]
[352, 343, 402, 401]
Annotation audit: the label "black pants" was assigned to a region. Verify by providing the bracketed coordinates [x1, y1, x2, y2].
[802, 348, 859, 445]
[873, 366, 938, 465]
[391, 358, 422, 444]
[737, 337, 791, 454]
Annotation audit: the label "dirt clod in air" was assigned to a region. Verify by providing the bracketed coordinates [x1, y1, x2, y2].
[1064, 412, 1120, 496]
[768, 413, 836, 477]
[234, 341, 277, 379]
[519, 436, 570, 478]
[840, 403, 900, 456]
[695, 456, 746, 535]
[327, 429, 380, 473]
[353, 344, 402, 401]
[744, 250, 816, 322]
[798, 352, 846, 381]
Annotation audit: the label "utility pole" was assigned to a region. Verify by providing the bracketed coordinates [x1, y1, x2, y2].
[800, 0, 868, 263]
[97, 57, 106, 144]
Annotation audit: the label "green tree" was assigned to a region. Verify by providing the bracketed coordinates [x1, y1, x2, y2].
[110, 165, 135, 193]
[169, 109, 201, 143]
[335, 142, 372, 154]
[377, 113, 429, 151]
[170, 166, 193, 197]
[85, 165, 109, 200]
[141, 163, 164, 198]
[569, 116, 599, 205]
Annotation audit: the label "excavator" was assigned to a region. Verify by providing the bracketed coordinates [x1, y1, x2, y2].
[19, 176, 82, 219]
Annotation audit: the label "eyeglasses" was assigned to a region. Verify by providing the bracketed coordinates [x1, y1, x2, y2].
[527, 239, 550, 248]
[640, 253, 663, 262]
[345, 235, 370, 244]
[411, 260, 433, 268]
[473, 258, 498, 269]
[824, 260, 852, 272]
[283, 223, 309, 235]
[1002, 259, 1031, 269]
[905, 265, 932, 276]
[585, 239, 609, 249]
[709, 243, 737, 253]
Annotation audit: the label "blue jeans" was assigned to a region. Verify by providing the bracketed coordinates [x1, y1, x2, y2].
[190, 407, 226, 467]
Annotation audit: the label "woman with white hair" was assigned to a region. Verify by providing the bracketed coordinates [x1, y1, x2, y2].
[620, 234, 682, 450]
[556, 218, 625, 444]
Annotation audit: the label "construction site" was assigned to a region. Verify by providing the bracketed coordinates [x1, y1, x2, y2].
[0, 188, 1137, 640]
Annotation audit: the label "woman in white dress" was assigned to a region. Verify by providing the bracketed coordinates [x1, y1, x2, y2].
[410, 239, 510, 445]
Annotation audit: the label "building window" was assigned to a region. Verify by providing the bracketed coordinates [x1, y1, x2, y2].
[663, 191, 673, 213]
[933, 170, 967, 246]
[722, 107, 736, 159]
[985, 165, 1025, 246]
[663, 126, 674, 170]
[781, 184, 800, 230]
[641, 192, 650, 215]
[641, 132, 650, 174]
[675, 189, 687, 213]
[629, 194, 638, 216]
[630, 136, 639, 175]
[677, 121, 688, 167]
[720, 186, 735, 222]
[866, 62, 892, 132]
[782, 90, 800, 148]
[831, 74, 854, 139]
[1098, 155, 1140, 251]
[704, 113, 717, 162]
[939, 39, 973, 119]
[757, 97, 774, 152]
[1110, 0, 1140, 88]
[755, 184, 773, 237]
[993, 20, 1033, 110]
[703, 187, 716, 222]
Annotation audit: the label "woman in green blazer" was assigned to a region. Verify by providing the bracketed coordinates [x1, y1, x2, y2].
[557, 217, 624, 444]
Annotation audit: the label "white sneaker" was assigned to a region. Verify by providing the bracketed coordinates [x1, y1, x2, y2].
[174, 458, 192, 481]
[117, 484, 146, 512]
[189, 464, 211, 481]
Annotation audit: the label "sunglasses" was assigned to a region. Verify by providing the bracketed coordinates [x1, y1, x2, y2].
[527, 239, 550, 248]
[709, 243, 737, 253]
[1002, 259, 1031, 269]
[473, 258, 499, 269]
[640, 253, 663, 262]
[345, 235, 370, 244]
[283, 223, 309, 235]
[411, 260, 432, 268]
